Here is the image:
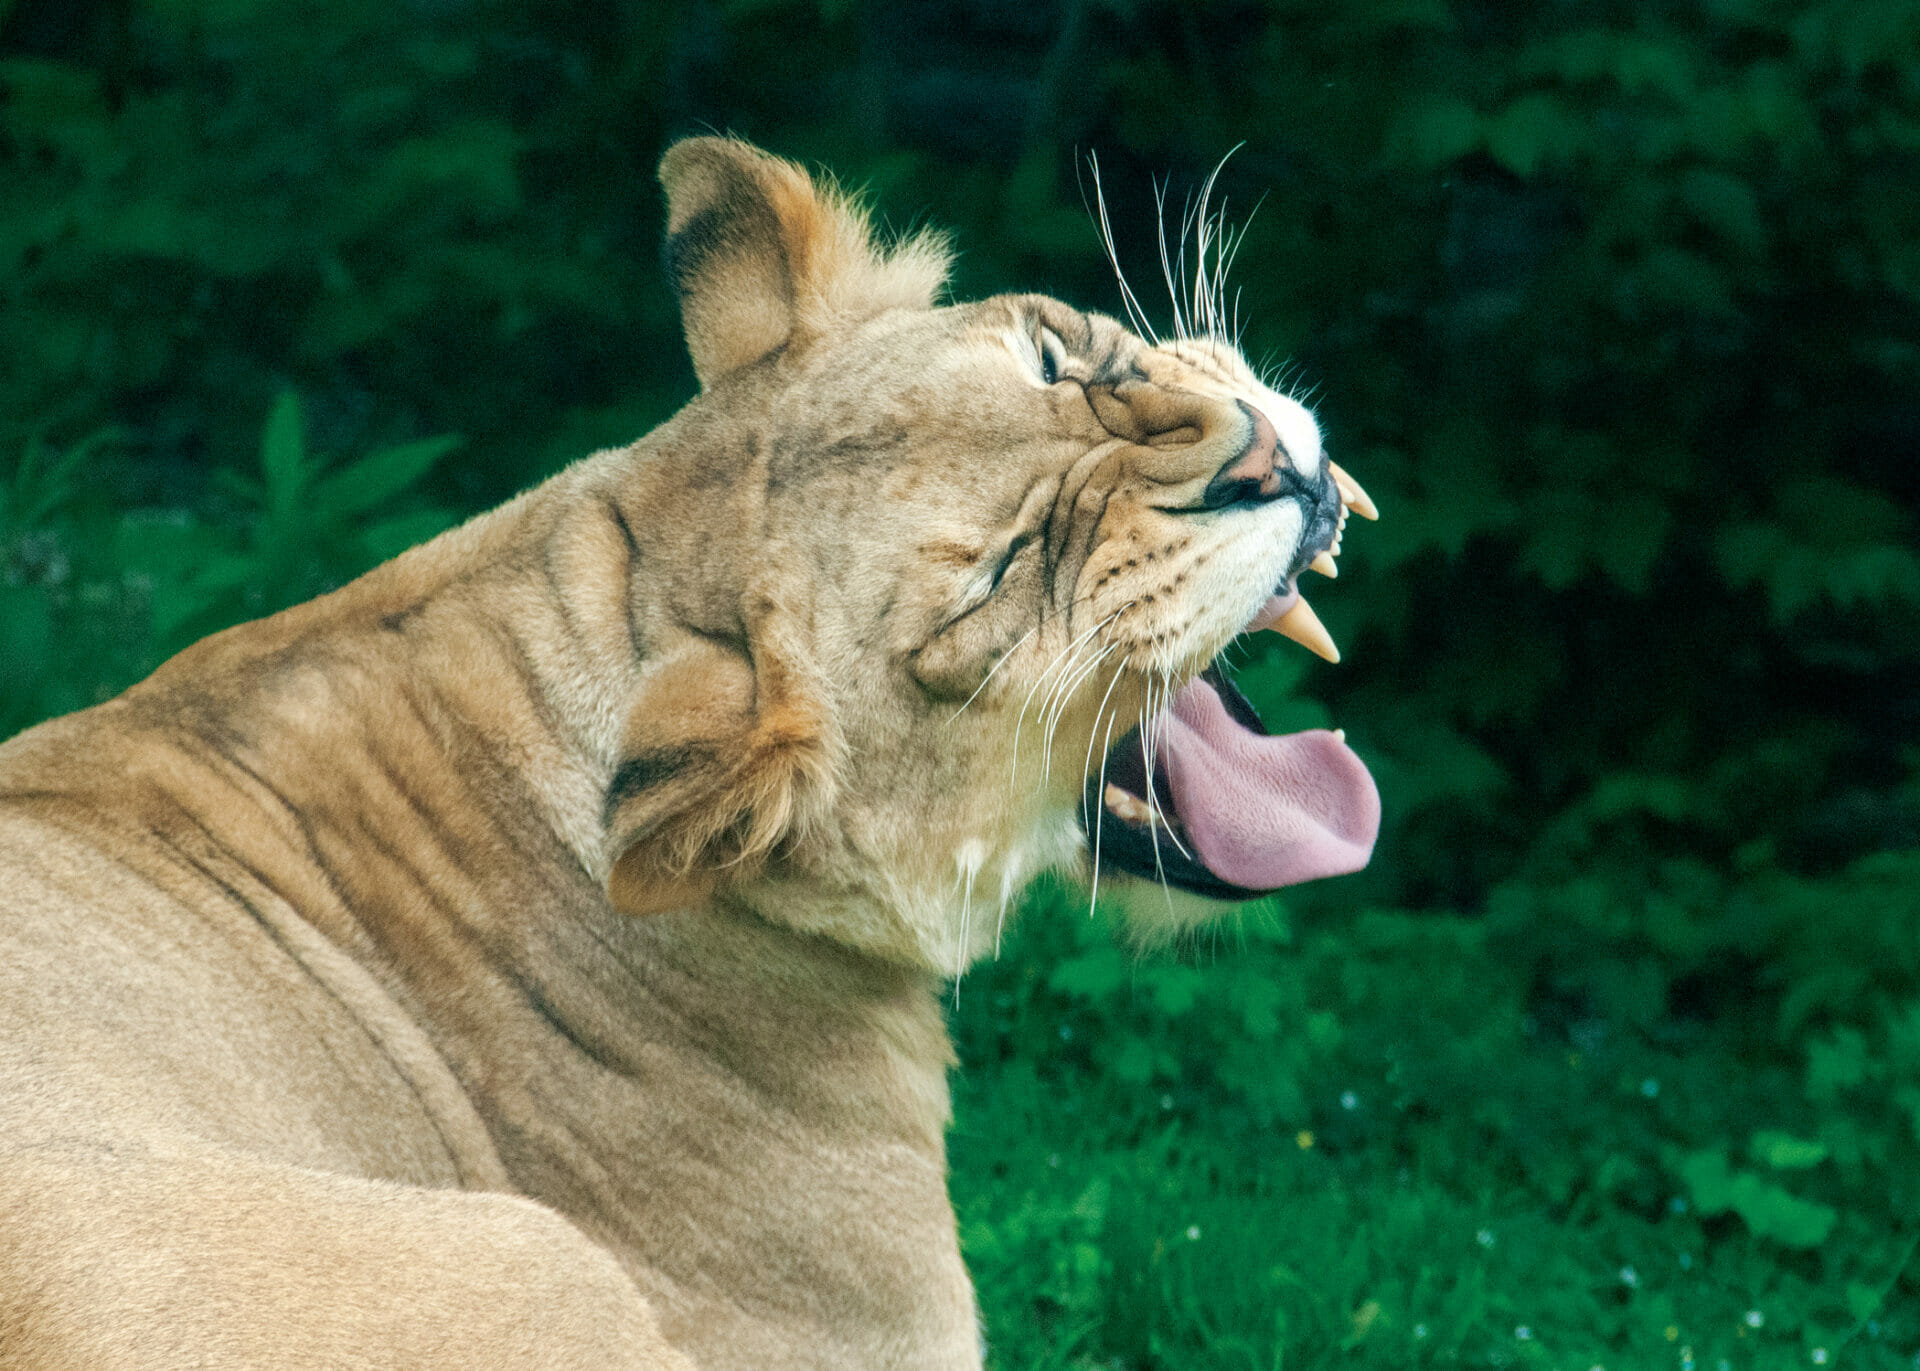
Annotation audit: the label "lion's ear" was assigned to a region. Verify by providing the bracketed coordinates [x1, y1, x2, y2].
[601, 593, 837, 916]
[657, 136, 950, 389]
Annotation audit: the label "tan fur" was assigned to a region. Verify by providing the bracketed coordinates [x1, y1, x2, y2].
[0, 139, 1333, 1368]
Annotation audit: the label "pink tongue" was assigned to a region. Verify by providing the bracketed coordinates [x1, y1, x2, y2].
[1154, 678, 1380, 889]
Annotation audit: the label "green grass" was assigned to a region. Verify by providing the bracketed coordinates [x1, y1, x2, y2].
[949, 884, 1920, 1370]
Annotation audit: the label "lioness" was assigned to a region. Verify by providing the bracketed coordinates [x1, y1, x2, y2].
[0, 138, 1378, 1370]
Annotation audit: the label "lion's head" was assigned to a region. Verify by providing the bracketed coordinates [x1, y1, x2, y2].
[598, 138, 1378, 971]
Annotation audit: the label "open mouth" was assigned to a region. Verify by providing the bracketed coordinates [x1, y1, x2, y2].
[1080, 463, 1382, 900]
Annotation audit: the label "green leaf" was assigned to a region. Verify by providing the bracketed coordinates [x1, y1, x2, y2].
[259, 391, 309, 518]
[1847, 1280, 1885, 1323]
[1147, 965, 1206, 1018]
[368, 121, 521, 221]
[1382, 98, 1480, 170]
[1050, 947, 1129, 1001]
[1750, 1130, 1829, 1170]
[358, 510, 457, 563]
[1806, 1028, 1873, 1100]
[1484, 94, 1585, 177]
[1677, 168, 1765, 257]
[1111, 1035, 1157, 1083]
[0, 584, 53, 677]
[1678, 1148, 1838, 1247]
[312, 435, 461, 519]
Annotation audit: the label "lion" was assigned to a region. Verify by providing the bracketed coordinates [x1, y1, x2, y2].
[0, 138, 1378, 1370]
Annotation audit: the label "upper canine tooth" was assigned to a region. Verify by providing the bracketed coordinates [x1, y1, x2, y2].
[1267, 596, 1340, 663]
[1327, 461, 1379, 521]
[1310, 551, 1338, 579]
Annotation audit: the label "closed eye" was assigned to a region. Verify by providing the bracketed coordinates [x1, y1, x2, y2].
[1038, 328, 1065, 386]
[989, 530, 1035, 590]
[934, 530, 1037, 636]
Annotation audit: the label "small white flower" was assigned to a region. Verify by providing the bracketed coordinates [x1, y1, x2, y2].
[1669, 1196, 1688, 1214]
[1641, 1078, 1660, 1098]
[1414, 1324, 1429, 1340]
[1340, 1090, 1359, 1110]
[1678, 1252, 1693, 1270]
[1812, 1350, 1829, 1365]
[1477, 1228, 1496, 1248]
[1159, 1093, 1173, 1110]
[1744, 1309, 1764, 1329]
[1515, 1325, 1532, 1341]
[1619, 1265, 1639, 1287]
[1185, 1225, 1201, 1241]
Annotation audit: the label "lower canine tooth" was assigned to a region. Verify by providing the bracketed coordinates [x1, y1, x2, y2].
[1267, 596, 1341, 663]
[1103, 783, 1157, 827]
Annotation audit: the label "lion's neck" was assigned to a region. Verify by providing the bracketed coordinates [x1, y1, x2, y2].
[30, 462, 978, 1365]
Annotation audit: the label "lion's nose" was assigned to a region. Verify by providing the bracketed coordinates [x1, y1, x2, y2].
[1199, 401, 1315, 510]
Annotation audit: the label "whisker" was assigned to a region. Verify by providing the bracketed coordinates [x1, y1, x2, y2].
[1182, 144, 1244, 341]
[1140, 674, 1177, 914]
[1041, 643, 1115, 782]
[1079, 657, 1131, 833]
[1086, 701, 1121, 920]
[1136, 668, 1197, 866]
[1082, 151, 1160, 345]
[1154, 178, 1189, 343]
[945, 623, 1038, 725]
[953, 858, 975, 1005]
[1008, 610, 1122, 794]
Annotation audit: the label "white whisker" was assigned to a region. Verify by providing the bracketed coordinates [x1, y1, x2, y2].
[1008, 610, 1121, 794]
[1083, 152, 1159, 345]
[1087, 702, 1121, 919]
[1132, 669, 1195, 870]
[953, 857, 977, 1004]
[1154, 178, 1189, 342]
[945, 623, 1038, 725]
[1079, 658, 1131, 832]
[1041, 644, 1115, 780]
[1140, 674, 1177, 914]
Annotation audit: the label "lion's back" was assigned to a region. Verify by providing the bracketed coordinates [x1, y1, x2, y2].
[0, 784, 478, 1185]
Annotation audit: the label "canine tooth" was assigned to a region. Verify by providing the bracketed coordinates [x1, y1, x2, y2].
[1310, 551, 1338, 579]
[1267, 596, 1340, 663]
[1328, 462, 1378, 520]
[1333, 728, 1346, 742]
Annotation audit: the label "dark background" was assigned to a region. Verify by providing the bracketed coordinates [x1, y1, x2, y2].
[3, 1, 1916, 1365]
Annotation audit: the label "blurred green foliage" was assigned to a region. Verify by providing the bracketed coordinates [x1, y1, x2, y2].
[2, 0, 1917, 1363]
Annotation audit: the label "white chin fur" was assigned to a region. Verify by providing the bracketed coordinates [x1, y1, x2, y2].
[1103, 873, 1243, 947]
